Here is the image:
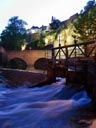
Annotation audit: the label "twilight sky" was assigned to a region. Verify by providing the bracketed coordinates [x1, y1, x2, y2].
[0, 0, 88, 33]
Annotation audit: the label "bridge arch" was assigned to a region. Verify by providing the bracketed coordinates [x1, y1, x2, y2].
[34, 58, 48, 70]
[8, 57, 27, 70]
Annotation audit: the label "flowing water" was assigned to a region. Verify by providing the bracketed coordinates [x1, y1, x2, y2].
[0, 74, 92, 128]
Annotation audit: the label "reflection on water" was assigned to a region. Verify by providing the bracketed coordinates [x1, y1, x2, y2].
[0, 73, 92, 128]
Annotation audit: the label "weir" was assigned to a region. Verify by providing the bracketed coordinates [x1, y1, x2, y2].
[51, 40, 96, 76]
[50, 40, 96, 102]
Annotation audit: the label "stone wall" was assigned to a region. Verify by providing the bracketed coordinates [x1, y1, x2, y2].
[7, 50, 51, 66]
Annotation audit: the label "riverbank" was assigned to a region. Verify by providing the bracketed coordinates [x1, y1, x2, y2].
[0, 68, 47, 87]
[26, 65, 45, 73]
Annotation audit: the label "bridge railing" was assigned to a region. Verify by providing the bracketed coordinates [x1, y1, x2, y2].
[51, 40, 96, 61]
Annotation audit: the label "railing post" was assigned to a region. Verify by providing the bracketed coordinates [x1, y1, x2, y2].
[65, 46, 69, 85]
[84, 44, 88, 57]
[52, 48, 55, 60]
[59, 43, 61, 60]
[74, 39, 77, 71]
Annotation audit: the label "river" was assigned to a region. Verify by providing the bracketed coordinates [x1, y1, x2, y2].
[0, 71, 94, 128]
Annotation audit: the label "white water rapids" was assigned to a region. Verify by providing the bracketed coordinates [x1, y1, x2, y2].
[0, 75, 91, 128]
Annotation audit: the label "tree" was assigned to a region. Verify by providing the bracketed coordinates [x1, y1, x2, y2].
[0, 16, 27, 50]
[26, 40, 39, 50]
[84, 0, 96, 12]
[50, 16, 61, 30]
[73, 0, 96, 41]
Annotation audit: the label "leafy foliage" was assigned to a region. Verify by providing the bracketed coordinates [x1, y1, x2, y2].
[73, 0, 96, 41]
[26, 40, 39, 49]
[1, 16, 27, 50]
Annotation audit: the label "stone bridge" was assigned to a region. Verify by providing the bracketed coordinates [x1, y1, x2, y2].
[7, 50, 51, 67]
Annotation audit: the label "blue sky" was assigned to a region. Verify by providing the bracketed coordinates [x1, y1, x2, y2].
[0, 0, 88, 33]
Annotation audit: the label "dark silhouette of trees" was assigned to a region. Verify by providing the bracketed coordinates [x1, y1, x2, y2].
[1, 16, 27, 50]
[50, 16, 61, 30]
[83, 0, 96, 12]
